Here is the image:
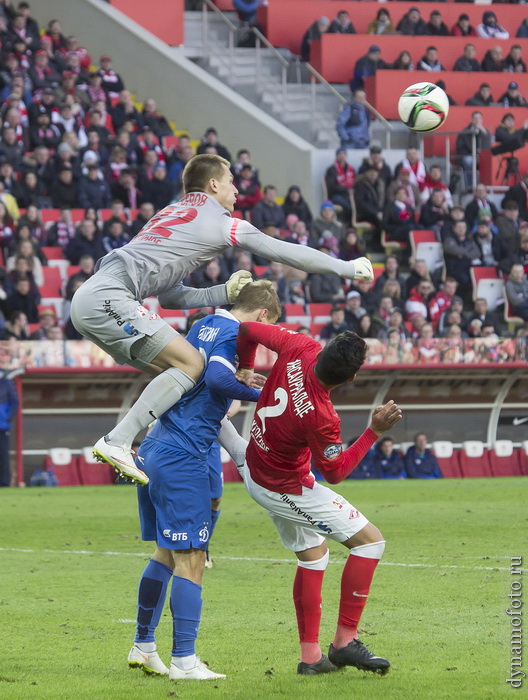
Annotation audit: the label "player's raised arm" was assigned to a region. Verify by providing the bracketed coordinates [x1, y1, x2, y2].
[228, 220, 374, 282]
[158, 271, 253, 309]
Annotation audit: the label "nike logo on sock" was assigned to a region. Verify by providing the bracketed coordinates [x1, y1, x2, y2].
[352, 591, 369, 597]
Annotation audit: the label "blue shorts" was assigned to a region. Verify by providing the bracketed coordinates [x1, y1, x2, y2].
[208, 442, 223, 500]
[136, 438, 211, 550]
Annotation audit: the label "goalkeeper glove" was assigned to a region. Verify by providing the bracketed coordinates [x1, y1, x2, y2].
[226, 270, 253, 303]
[351, 257, 374, 283]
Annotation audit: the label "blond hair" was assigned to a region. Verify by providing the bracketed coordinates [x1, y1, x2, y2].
[233, 280, 281, 321]
[182, 154, 231, 194]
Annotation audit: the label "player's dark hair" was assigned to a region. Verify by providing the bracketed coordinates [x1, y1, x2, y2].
[314, 331, 367, 386]
[233, 280, 281, 321]
[182, 154, 231, 194]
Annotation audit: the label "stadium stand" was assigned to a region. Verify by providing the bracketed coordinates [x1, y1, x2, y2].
[459, 441, 492, 478]
[44, 448, 81, 487]
[488, 440, 523, 478]
[432, 440, 462, 479]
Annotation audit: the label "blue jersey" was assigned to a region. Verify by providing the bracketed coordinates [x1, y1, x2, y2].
[145, 309, 259, 459]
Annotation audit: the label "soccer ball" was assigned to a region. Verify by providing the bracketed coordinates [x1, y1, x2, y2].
[397, 82, 449, 133]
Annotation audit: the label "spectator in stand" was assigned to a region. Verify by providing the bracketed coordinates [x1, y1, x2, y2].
[351, 45, 388, 91]
[453, 44, 481, 72]
[141, 98, 172, 139]
[137, 126, 165, 166]
[405, 279, 437, 322]
[282, 185, 312, 227]
[111, 168, 142, 210]
[339, 228, 365, 262]
[372, 438, 406, 480]
[29, 306, 59, 340]
[319, 307, 350, 342]
[131, 202, 154, 237]
[324, 148, 355, 223]
[395, 148, 426, 193]
[441, 205, 465, 242]
[465, 184, 499, 229]
[438, 295, 468, 336]
[374, 256, 405, 296]
[498, 82, 528, 108]
[142, 163, 174, 210]
[46, 207, 76, 248]
[373, 293, 400, 328]
[196, 127, 231, 161]
[308, 249, 345, 304]
[7, 277, 39, 323]
[102, 219, 129, 254]
[68, 254, 95, 286]
[17, 204, 44, 244]
[358, 144, 392, 189]
[54, 71, 90, 112]
[469, 297, 502, 335]
[386, 167, 421, 215]
[6, 239, 43, 286]
[451, 13, 477, 38]
[343, 290, 365, 330]
[98, 55, 125, 99]
[85, 71, 106, 106]
[456, 112, 492, 187]
[443, 219, 482, 300]
[232, 0, 265, 24]
[421, 165, 453, 207]
[506, 263, 528, 320]
[518, 228, 528, 273]
[356, 313, 381, 339]
[65, 218, 104, 265]
[0, 310, 29, 341]
[285, 219, 310, 247]
[396, 7, 428, 36]
[17, 170, 48, 209]
[192, 257, 229, 289]
[354, 278, 377, 314]
[0, 126, 25, 170]
[29, 110, 61, 150]
[426, 11, 449, 37]
[101, 200, 129, 237]
[50, 165, 78, 209]
[465, 83, 495, 108]
[86, 108, 113, 145]
[430, 277, 458, 329]
[7, 255, 38, 295]
[233, 164, 262, 217]
[503, 172, 528, 221]
[0, 160, 21, 203]
[420, 188, 450, 235]
[505, 45, 527, 74]
[300, 16, 330, 62]
[354, 167, 384, 235]
[251, 185, 285, 231]
[336, 88, 370, 150]
[28, 49, 61, 94]
[517, 19, 528, 39]
[383, 186, 414, 245]
[417, 46, 445, 73]
[390, 51, 414, 71]
[231, 148, 258, 178]
[82, 131, 109, 168]
[367, 8, 395, 36]
[107, 146, 132, 182]
[481, 46, 506, 73]
[112, 90, 142, 133]
[405, 259, 432, 298]
[27, 86, 56, 125]
[405, 434, 442, 479]
[473, 218, 504, 270]
[477, 11, 509, 40]
[328, 10, 355, 35]
[77, 163, 112, 210]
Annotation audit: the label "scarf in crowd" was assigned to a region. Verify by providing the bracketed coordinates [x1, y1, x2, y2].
[402, 158, 426, 190]
[335, 160, 355, 189]
[395, 199, 411, 221]
[399, 181, 416, 208]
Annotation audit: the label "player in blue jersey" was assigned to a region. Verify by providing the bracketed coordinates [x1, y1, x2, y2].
[127, 281, 281, 681]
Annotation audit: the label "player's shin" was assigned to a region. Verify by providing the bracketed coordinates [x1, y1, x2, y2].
[134, 558, 173, 646]
[333, 540, 386, 648]
[293, 550, 329, 664]
[106, 368, 196, 448]
[170, 576, 203, 669]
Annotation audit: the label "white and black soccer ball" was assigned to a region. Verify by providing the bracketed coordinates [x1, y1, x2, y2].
[397, 82, 449, 133]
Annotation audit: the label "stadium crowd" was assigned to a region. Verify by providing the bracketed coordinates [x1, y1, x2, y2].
[0, 2, 525, 350]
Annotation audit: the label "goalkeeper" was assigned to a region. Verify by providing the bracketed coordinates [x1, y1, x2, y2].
[70, 154, 374, 484]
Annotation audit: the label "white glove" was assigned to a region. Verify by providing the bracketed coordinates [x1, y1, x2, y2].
[226, 270, 253, 303]
[351, 257, 374, 283]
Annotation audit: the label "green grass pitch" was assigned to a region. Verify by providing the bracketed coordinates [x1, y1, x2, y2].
[0, 478, 526, 699]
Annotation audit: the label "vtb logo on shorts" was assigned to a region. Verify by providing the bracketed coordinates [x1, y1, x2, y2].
[163, 529, 188, 541]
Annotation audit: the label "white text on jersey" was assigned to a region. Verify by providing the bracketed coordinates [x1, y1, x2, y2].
[197, 326, 220, 343]
[286, 359, 315, 418]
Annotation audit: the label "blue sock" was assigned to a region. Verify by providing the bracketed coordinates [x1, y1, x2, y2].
[209, 509, 221, 542]
[134, 559, 173, 643]
[170, 576, 203, 657]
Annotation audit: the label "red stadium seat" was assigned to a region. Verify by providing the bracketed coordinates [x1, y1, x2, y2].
[308, 303, 332, 321]
[41, 247, 65, 261]
[381, 229, 407, 255]
[157, 306, 186, 329]
[78, 447, 116, 485]
[44, 448, 81, 486]
[253, 265, 268, 278]
[470, 267, 505, 311]
[284, 303, 306, 317]
[40, 209, 61, 225]
[432, 441, 461, 479]
[279, 322, 303, 332]
[310, 322, 326, 338]
[162, 135, 179, 152]
[232, 210, 244, 220]
[39, 267, 63, 297]
[70, 209, 86, 223]
[488, 441, 522, 477]
[67, 266, 81, 278]
[459, 441, 492, 478]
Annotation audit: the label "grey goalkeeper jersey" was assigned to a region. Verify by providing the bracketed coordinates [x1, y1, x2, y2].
[96, 192, 357, 302]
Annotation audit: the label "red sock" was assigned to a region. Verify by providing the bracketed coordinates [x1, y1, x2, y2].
[334, 554, 380, 648]
[293, 566, 325, 663]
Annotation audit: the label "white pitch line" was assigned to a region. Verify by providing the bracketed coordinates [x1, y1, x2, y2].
[0, 547, 515, 572]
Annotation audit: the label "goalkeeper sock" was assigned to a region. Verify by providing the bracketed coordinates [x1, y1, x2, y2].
[134, 559, 173, 644]
[293, 551, 329, 664]
[209, 509, 220, 541]
[170, 576, 202, 657]
[106, 368, 195, 448]
[333, 541, 385, 648]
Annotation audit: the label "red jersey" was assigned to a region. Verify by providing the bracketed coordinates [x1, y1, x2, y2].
[237, 323, 377, 495]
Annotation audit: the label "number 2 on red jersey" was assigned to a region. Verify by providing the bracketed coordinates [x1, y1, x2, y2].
[141, 207, 198, 238]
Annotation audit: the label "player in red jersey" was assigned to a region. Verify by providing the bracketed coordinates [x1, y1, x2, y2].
[236, 324, 402, 675]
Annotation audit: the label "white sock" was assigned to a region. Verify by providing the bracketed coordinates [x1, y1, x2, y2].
[172, 654, 197, 670]
[106, 368, 195, 447]
[136, 641, 156, 653]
